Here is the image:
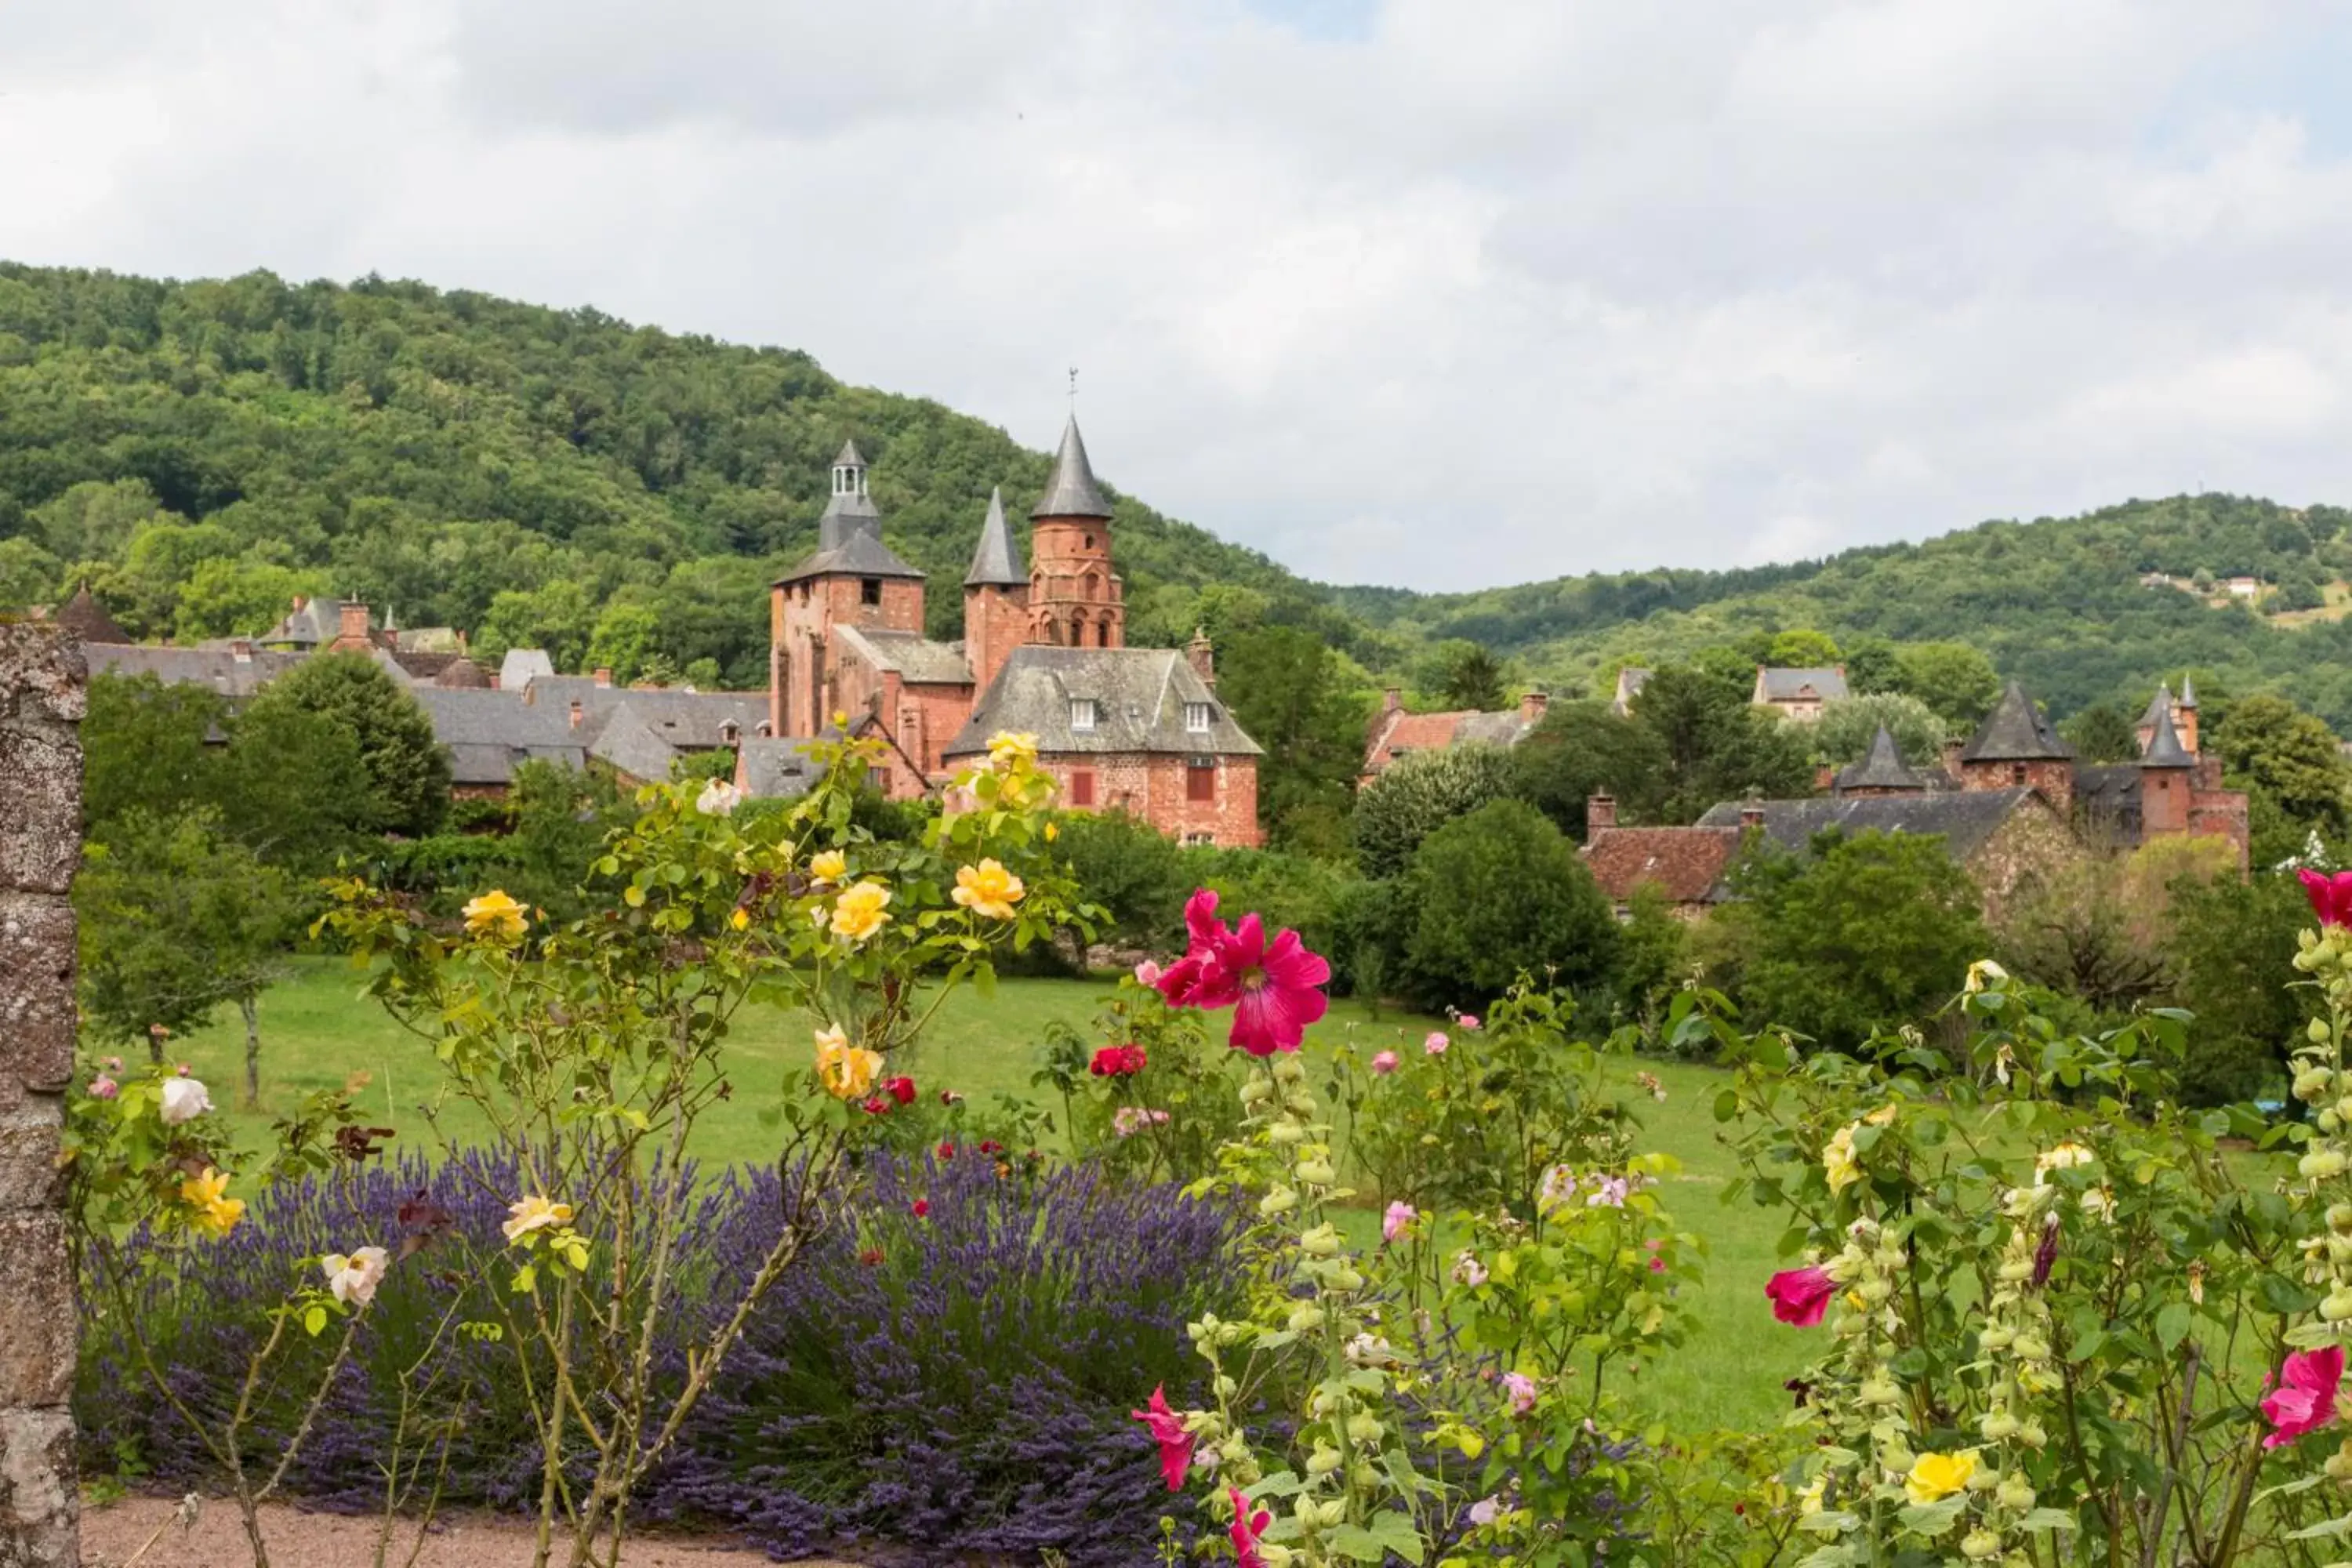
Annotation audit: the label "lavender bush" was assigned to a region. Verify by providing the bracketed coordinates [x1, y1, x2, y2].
[78, 1149, 1243, 1563]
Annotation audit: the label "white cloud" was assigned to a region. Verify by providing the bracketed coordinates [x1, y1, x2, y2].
[0, 1, 2348, 590]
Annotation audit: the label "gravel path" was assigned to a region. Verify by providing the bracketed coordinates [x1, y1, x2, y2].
[79, 1497, 859, 1568]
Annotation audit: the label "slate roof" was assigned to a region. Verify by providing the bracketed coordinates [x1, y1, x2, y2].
[499, 648, 555, 690]
[942, 646, 1261, 759]
[1693, 789, 2043, 862]
[1583, 827, 1741, 907]
[775, 522, 927, 585]
[1611, 666, 1651, 715]
[1756, 666, 1849, 702]
[964, 487, 1026, 586]
[409, 687, 588, 786]
[260, 598, 361, 648]
[2138, 684, 2175, 733]
[2180, 674, 2198, 708]
[83, 643, 306, 699]
[835, 626, 972, 686]
[739, 736, 828, 800]
[54, 584, 130, 644]
[2142, 704, 2194, 767]
[519, 680, 768, 750]
[833, 438, 866, 469]
[587, 706, 684, 784]
[1031, 416, 1114, 519]
[1959, 682, 2072, 763]
[2074, 764, 2143, 843]
[1835, 725, 1926, 792]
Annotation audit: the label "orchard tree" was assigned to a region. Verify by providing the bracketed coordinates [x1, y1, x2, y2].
[1353, 744, 1518, 878]
[2060, 701, 2143, 764]
[75, 808, 294, 1103]
[2210, 693, 2350, 848]
[243, 650, 451, 835]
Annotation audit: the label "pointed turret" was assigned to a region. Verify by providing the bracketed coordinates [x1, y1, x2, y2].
[2178, 673, 2198, 710]
[53, 582, 130, 644]
[2140, 704, 2193, 768]
[1031, 416, 1113, 519]
[1835, 724, 1926, 794]
[964, 487, 1025, 586]
[1961, 681, 2072, 763]
[2137, 683, 2174, 737]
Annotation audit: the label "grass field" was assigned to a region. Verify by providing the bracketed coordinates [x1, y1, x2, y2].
[161, 957, 1813, 1430]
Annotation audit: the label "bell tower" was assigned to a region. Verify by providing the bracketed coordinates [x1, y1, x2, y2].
[1026, 416, 1122, 649]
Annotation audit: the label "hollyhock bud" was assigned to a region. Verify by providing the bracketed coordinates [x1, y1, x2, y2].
[2331, 1203, 2352, 1233]
[2313, 1018, 2337, 1046]
[1998, 1475, 2036, 1511]
[1272, 1054, 1306, 1085]
[1305, 1446, 1342, 1477]
[1294, 1159, 1337, 1185]
[1298, 1223, 1343, 1256]
[2016, 1421, 2049, 1449]
[1268, 1123, 1305, 1145]
[2326, 1447, 2352, 1480]
[1258, 1186, 1298, 1217]
[1286, 1304, 1324, 1332]
[1346, 1414, 1383, 1444]
[1962, 1530, 2001, 1561]
[2308, 1150, 2350, 1181]
[1980, 1410, 2021, 1441]
[2325, 1290, 2352, 1323]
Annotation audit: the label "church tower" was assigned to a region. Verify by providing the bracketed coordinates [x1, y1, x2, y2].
[964, 485, 1030, 699]
[770, 439, 928, 737]
[1026, 417, 1123, 648]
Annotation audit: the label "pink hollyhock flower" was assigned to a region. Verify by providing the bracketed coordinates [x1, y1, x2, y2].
[2263, 1345, 2345, 1449]
[2303, 869, 2352, 929]
[1502, 1371, 1538, 1416]
[1152, 889, 1232, 1008]
[1370, 1050, 1399, 1074]
[1467, 1495, 1501, 1526]
[1129, 1385, 1193, 1490]
[1383, 1201, 1417, 1243]
[1425, 1031, 1450, 1055]
[1229, 1486, 1272, 1568]
[88, 1076, 118, 1100]
[1134, 959, 1162, 988]
[1154, 888, 1332, 1054]
[1766, 1266, 1837, 1327]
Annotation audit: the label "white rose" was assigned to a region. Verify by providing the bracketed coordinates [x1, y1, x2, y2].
[159, 1076, 213, 1126]
[696, 777, 743, 817]
[322, 1246, 390, 1307]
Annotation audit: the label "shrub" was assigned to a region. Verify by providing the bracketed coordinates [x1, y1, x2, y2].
[1397, 800, 1620, 1014]
[1052, 809, 1190, 946]
[1181, 845, 1352, 966]
[1352, 745, 1517, 879]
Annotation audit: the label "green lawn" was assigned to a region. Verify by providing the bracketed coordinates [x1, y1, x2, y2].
[162, 957, 1811, 1430]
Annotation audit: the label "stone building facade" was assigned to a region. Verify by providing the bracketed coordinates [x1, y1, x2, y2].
[0, 624, 82, 1567]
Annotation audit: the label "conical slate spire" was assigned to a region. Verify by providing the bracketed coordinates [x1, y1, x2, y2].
[53, 582, 130, 644]
[964, 487, 1026, 586]
[1960, 681, 2073, 763]
[1031, 416, 1113, 520]
[833, 438, 866, 470]
[2138, 684, 2174, 733]
[2141, 702, 2193, 768]
[2178, 673, 2198, 709]
[1836, 724, 1923, 791]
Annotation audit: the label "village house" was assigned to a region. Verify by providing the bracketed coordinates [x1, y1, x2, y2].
[1751, 664, 1849, 720]
[755, 420, 1265, 845]
[1609, 666, 1650, 717]
[1583, 678, 2252, 916]
[1359, 688, 1548, 783]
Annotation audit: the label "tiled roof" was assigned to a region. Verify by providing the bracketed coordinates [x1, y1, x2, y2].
[1960, 682, 2072, 763]
[587, 706, 683, 784]
[739, 736, 828, 800]
[409, 686, 588, 785]
[1694, 789, 2042, 861]
[1756, 666, 1849, 702]
[517, 680, 768, 750]
[1374, 711, 1468, 757]
[84, 643, 306, 699]
[1366, 707, 1534, 769]
[835, 626, 972, 686]
[1583, 827, 1740, 906]
[942, 646, 1261, 758]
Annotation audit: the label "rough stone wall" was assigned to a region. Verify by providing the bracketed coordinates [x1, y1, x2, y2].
[0, 624, 82, 1568]
[1965, 800, 2083, 923]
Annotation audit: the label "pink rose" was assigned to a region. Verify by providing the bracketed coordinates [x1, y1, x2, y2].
[1457, 1014, 1480, 1031]
[88, 1076, 118, 1101]
[1370, 1050, 1399, 1075]
[1501, 1371, 1537, 1416]
[1424, 1032, 1449, 1055]
[1382, 1201, 1417, 1243]
[1134, 959, 1163, 988]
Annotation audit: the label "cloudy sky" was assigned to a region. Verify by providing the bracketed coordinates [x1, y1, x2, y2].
[3, 2, 2350, 591]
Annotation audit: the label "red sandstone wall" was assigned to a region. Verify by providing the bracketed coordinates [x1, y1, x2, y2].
[1038, 751, 1261, 847]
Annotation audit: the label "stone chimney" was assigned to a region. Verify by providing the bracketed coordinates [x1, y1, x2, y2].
[1940, 738, 1965, 780]
[1814, 763, 1836, 792]
[1519, 689, 1549, 724]
[229, 638, 252, 662]
[332, 600, 372, 652]
[593, 667, 612, 688]
[568, 699, 584, 731]
[1587, 793, 1617, 833]
[1187, 628, 1216, 688]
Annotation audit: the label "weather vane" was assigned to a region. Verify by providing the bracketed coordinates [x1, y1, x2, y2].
[1068, 365, 1078, 410]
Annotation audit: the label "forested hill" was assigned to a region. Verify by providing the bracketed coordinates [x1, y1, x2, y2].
[1341, 495, 2352, 729]
[0, 263, 1364, 688]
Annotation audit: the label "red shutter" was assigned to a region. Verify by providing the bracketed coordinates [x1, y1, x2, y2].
[1071, 770, 1096, 808]
[1187, 761, 1215, 802]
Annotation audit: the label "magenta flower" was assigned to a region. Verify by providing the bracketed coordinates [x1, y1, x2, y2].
[2263, 1345, 2345, 1449]
[1152, 888, 1332, 1055]
[1766, 1266, 1837, 1327]
[1648, 1255, 1666, 1273]
[1370, 1050, 1399, 1075]
[1502, 1371, 1538, 1416]
[2303, 870, 2352, 929]
[1130, 1385, 1193, 1490]
[1229, 1486, 1272, 1568]
[1425, 1031, 1450, 1055]
[1383, 1201, 1417, 1243]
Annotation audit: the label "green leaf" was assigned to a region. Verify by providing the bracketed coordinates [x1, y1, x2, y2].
[1897, 1497, 1966, 1536]
[2154, 1301, 2191, 1351]
[2017, 1508, 2077, 1533]
[2286, 1514, 2352, 1542]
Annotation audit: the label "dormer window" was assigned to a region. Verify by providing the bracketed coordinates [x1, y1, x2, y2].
[1185, 702, 1214, 733]
[1069, 699, 1099, 732]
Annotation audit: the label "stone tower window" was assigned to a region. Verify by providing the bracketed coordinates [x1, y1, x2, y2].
[2011, 764, 2027, 786]
[861, 578, 883, 606]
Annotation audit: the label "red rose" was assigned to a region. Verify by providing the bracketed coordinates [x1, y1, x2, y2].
[979, 1139, 1003, 1156]
[938, 1142, 956, 1160]
[884, 1076, 917, 1106]
[910, 1199, 930, 1218]
[862, 1095, 890, 1116]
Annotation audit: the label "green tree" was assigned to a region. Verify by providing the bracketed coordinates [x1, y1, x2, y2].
[2209, 693, 2350, 851]
[83, 673, 226, 838]
[1766, 628, 1842, 666]
[2060, 702, 2143, 764]
[212, 698, 376, 871]
[1809, 692, 1946, 770]
[1841, 634, 1904, 695]
[1630, 664, 1815, 822]
[1439, 643, 1508, 711]
[1051, 809, 1190, 947]
[172, 558, 324, 641]
[1610, 881, 1693, 1024]
[586, 598, 664, 685]
[1892, 642, 2002, 729]
[2162, 869, 2315, 1103]
[0, 537, 60, 611]
[31, 477, 173, 564]
[1398, 799, 1620, 1012]
[74, 808, 294, 1102]
[1216, 625, 1367, 855]
[1509, 699, 1672, 837]
[1724, 828, 1987, 1052]
[242, 651, 451, 835]
[1353, 744, 1518, 878]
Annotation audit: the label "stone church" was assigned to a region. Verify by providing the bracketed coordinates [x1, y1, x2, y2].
[747, 419, 1264, 846]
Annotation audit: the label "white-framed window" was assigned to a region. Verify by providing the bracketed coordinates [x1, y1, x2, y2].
[1069, 699, 1098, 732]
[1185, 701, 1214, 732]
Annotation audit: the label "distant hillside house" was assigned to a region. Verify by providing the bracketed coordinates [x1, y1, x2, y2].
[1359, 689, 1549, 784]
[1752, 664, 1849, 720]
[1609, 666, 1650, 717]
[760, 423, 1265, 845]
[2226, 576, 2266, 600]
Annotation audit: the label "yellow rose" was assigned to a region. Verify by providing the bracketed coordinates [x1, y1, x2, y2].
[1964, 957, 2008, 993]
[180, 1167, 245, 1237]
[1044, 821, 1058, 841]
[813, 1024, 884, 1100]
[1904, 1450, 1977, 1505]
[809, 849, 848, 886]
[828, 880, 893, 943]
[952, 858, 1026, 921]
[729, 907, 750, 931]
[2034, 1142, 2094, 1179]
[986, 731, 1039, 773]
[463, 889, 528, 942]
[502, 1194, 575, 1243]
[1824, 1123, 1862, 1193]
[1864, 1103, 1898, 1127]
